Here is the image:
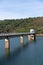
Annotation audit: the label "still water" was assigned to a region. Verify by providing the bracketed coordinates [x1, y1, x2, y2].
[0, 36, 43, 65]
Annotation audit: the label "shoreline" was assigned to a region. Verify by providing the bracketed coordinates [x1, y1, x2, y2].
[36, 34, 43, 36]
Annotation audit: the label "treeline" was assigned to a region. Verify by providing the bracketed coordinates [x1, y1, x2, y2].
[0, 17, 43, 33]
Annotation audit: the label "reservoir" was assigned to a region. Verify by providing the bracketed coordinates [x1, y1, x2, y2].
[0, 36, 43, 65]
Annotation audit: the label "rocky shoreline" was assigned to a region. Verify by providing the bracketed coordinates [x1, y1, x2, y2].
[36, 34, 43, 36]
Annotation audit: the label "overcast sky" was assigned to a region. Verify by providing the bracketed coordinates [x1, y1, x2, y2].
[0, 0, 43, 20]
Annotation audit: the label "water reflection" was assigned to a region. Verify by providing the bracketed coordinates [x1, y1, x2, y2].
[5, 48, 10, 58]
[0, 36, 39, 65]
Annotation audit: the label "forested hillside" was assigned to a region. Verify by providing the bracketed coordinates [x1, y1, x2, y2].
[0, 17, 43, 33]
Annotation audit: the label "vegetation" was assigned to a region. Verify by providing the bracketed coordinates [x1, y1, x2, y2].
[0, 17, 43, 33]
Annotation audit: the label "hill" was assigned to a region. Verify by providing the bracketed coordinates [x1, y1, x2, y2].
[0, 17, 43, 33]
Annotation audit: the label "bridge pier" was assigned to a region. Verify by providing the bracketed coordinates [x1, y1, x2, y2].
[5, 37, 10, 49]
[5, 37, 10, 57]
[20, 36, 24, 46]
[28, 34, 36, 41]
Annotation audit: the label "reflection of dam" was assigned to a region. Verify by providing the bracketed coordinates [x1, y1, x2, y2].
[0, 29, 36, 56]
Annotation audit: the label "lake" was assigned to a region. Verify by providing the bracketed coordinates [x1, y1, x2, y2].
[0, 36, 43, 65]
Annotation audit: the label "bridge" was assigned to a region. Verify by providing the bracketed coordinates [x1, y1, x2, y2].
[0, 32, 35, 38]
[0, 32, 36, 47]
[0, 29, 36, 56]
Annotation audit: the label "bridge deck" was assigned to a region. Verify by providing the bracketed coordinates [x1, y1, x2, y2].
[0, 32, 36, 37]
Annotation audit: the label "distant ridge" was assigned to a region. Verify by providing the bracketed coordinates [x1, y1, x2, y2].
[0, 17, 43, 33]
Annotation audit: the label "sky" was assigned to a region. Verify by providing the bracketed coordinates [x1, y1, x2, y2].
[0, 0, 43, 20]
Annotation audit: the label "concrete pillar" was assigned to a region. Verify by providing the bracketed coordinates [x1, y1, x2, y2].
[28, 35, 31, 41]
[5, 37, 10, 57]
[5, 37, 10, 49]
[20, 36, 24, 46]
[28, 34, 36, 41]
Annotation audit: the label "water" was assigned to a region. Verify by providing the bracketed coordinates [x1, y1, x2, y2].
[0, 36, 43, 65]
